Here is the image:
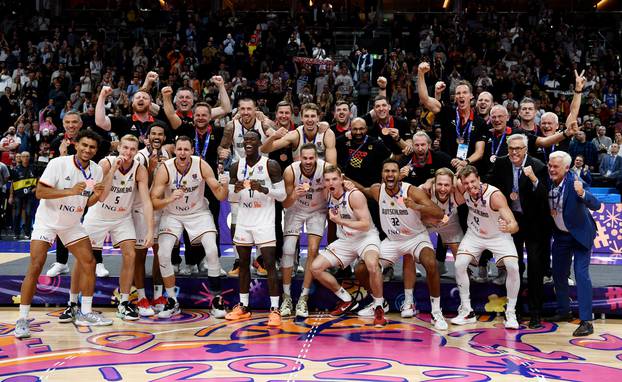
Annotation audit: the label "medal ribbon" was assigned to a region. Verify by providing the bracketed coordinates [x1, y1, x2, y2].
[74, 155, 92, 180]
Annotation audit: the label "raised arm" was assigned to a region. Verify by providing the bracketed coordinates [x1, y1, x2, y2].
[417, 62, 442, 114]
[95, 86, 113, 131]
[260, 127, 293, 154]
[209, 76, 231, 120]
[566, 69, 586, 127]
[161, 86, 181, 130]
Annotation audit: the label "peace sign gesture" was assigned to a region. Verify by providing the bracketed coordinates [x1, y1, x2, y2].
[574, 69, 586, 92]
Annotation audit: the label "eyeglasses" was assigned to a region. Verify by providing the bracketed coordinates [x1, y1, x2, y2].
[508, 146, 526, 152]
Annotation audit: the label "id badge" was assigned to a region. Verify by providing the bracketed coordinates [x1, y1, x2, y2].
[456, 143, 468, 160]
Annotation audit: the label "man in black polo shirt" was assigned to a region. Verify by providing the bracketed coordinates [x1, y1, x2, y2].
[363, 95, 413, 156]
[417, 62, 486, 174]
[96, 85, 157, 147]
[398, 131, 452, 186]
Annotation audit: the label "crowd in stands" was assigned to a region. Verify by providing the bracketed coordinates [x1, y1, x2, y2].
[0, 2, 621, 240]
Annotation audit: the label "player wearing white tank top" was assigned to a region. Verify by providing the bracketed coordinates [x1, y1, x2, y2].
[452, 165, 521, 329]
[349, 160, 447, 330]
[15, 130, 110, 339]
[151, 137, 229, 319]
[226, 130, 286, 325]
[73, 135, 153, 322]
[260, 103, 337, 164]
[132, 123, 170, 316]
[420, 168, 466, 268]
[310, 165, 387, 326]
[218, 98, 276, 276]
[279, 144, 328, 318]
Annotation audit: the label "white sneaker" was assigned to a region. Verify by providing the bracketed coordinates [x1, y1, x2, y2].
[178, 264, 193, 276]
[504, 310, 519, 329]
[357, 300, 389, 317]
[296, 264, 305, 274]
[75, 311, 113, 326]
[295, 295, 309, 318]
[450, 305, 476, 325]
[210, 296, 226, 319]
[219, 267, 228, 277]
[279, 294, 293, 317]
[14, 318, 30, 338]
[400, 302, 417, 318]
[432, 310, 449, 330]
[492, 268, 507, 286]
[46, 262, 69, 277]
[568, 277, 575, 286]
[543, 276, 553, 284]
[95, 263, 110, 277]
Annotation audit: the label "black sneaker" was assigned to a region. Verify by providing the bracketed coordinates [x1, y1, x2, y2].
[573, 321, 594, 337]
[157, 297, 180, 319]
[117, 301, 140, 321]
[59, 302, 78, 323]
[210, 295, 226, 319]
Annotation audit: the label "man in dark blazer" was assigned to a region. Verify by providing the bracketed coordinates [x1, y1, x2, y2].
[546, 150, 601, 336]
[490, 134, 551, 329]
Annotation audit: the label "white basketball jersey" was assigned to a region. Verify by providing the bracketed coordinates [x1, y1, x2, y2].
[463, 184, 509, 239]
[232, 119, 268, 161]
[292, 126, 325, 161]
[290, 159, 327, 213]
[236, 155, 274, 226]
[379, 182, 426, 240]
[329, 190, 377, 239]
[133, 147, 170, 209]
[87, 156, 140, 220]
[34, 155, 103, 229]
[163, 156, 206, 215]
[430, 185, 459, 227]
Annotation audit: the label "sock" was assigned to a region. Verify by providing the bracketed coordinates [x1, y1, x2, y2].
[239, 293, 249, 307]
[507, 297, 517, 312]
[373, 296, 384, 308]
[166, 287, 177, 302]
[430, 296, 441, 312]
[154, 285, 163, 299]
[404, 288, 414, 305]
[270, 296, 279, 309]
[81, 296, 93, 314]
[69, 292, 79, 304]
[19, 304, 30, 319]
[335, 287, 352, 302]
[283, 284, 291, 296]
[301, 287, 310, 297]
[137, 288, 146, 300]
[121, 293, 129, 303]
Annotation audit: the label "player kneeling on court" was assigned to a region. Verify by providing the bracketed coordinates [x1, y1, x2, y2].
[349, 160, 448, 329]
[311, 166, 387, 327]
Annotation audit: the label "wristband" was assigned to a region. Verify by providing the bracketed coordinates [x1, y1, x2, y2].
[574, 89, 582, 94]
[379, 87, 386, 90]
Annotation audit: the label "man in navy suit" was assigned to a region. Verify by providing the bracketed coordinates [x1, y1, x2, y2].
[490, 134, 551, 329]
[597, 143, 622, 186]
[547, 150, 601, 336]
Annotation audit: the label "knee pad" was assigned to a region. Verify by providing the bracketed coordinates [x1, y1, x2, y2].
[158, 234, 177, 278]
[200, 233, 221, 277]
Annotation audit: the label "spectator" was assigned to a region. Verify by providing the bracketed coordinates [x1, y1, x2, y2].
[569, 131, 598, 171]
[592, 125, 613, 164]
[8, 151, 36, 239]
[571, 155, 593, 186]
[0, 126, 21, 166]
[598, 144, 622, 185]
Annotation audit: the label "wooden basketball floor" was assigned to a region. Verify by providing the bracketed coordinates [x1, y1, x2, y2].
[0, 307, 621, 381]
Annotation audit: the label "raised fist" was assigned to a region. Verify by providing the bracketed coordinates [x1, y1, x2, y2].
[161, 86, 174, 98]
[100, 86, 113, 98]
[418, 62, 431, 75]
